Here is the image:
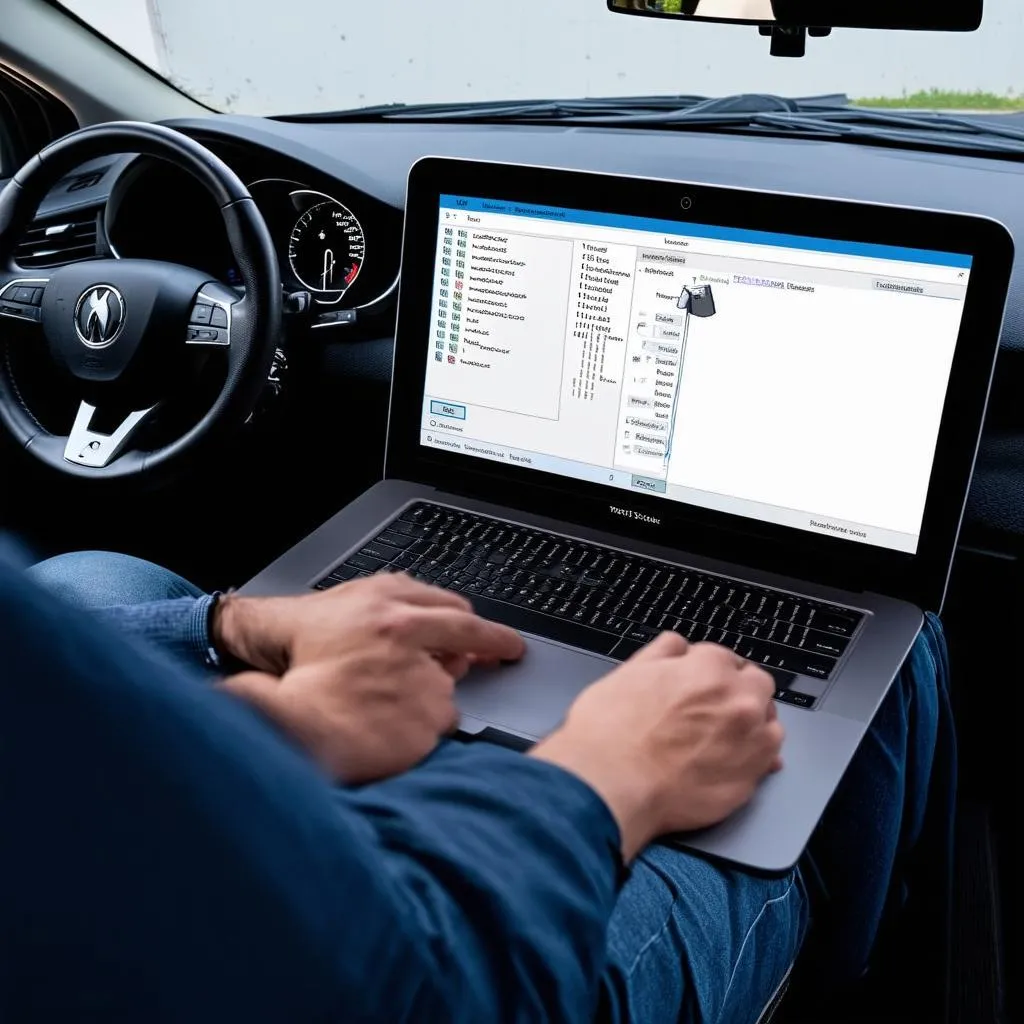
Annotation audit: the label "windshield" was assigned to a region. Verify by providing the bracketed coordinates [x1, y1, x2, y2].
[61, 0, 1024, 116]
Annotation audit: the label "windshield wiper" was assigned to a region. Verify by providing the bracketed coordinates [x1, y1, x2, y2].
[598, 99, 1024, 157]
[277, 92, 1024, 159]
[278, 92, 848, 123]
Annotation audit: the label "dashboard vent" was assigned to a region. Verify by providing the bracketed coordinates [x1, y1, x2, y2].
[15, 213, 100, 269]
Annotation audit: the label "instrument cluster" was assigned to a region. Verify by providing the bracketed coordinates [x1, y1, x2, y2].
[105, 159, 400, 313]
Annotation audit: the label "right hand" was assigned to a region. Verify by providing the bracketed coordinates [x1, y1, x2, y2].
[530, 632, 784, 861]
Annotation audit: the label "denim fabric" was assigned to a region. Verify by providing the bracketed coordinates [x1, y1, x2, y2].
[27, 550, 205, 605]
[27, 550, 216, 670]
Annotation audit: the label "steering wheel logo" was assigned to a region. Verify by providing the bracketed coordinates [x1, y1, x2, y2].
[74, 286, 126, 348]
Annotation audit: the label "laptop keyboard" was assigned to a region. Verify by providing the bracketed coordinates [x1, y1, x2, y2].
[315, 502, 865, 710]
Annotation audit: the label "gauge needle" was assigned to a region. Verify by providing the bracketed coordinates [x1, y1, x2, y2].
[321, 248, 336, 290]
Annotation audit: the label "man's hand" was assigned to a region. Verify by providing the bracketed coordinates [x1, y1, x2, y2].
[222, 650, 455, 784]
[530, 633, 783, 861]
[213, 573, 523, 676]
[215, 574, 524, 782]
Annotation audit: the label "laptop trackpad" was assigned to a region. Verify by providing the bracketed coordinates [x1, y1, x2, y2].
[456, 635, 614, 741]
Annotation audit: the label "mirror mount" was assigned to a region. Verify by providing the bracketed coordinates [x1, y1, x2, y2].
[757, 24, 831, 57]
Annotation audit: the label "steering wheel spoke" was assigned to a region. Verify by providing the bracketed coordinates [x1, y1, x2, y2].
[0, 274, 49, 327]
[185, 282, 235, 347]
[63, 400, 156, 468]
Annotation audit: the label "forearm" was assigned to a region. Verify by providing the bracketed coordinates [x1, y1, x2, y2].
[531, 729, 659, 862]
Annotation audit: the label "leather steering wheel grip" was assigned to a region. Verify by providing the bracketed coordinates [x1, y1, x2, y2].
[0, 121, 282, 480]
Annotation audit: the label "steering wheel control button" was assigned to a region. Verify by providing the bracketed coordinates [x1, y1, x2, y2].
[183, 286, 235, 346]
[185, 326, 228, 346]
[0, 277, 48, 323]
[0, 301, 41, 322]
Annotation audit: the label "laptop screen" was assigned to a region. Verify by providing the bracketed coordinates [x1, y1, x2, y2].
[418, 194, 973, 555]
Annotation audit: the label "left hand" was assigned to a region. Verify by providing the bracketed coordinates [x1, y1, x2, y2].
[220, 646, 459, 784]
[215, 574, 525, 781]
[212, 572, 524, 676]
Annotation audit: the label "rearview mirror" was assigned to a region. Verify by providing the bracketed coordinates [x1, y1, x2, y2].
[607, 0, 982, 32]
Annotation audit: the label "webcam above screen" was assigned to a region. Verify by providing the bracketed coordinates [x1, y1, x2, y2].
[607, 0, 983, 32]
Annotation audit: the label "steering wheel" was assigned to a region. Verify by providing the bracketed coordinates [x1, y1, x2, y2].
[0, 121, 281, 479]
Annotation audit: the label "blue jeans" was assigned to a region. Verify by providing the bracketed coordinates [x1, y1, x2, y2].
[27, 550, 205, 606]
[28, 551, 951, 1024]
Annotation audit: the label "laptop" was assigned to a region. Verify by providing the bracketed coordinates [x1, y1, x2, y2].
[242, 157, 1012, 872]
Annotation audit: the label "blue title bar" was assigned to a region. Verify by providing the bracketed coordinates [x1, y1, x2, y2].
[439, 194, 973, 269]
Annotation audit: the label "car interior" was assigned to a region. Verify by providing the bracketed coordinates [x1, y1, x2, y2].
[1, 0, 1019, 1021]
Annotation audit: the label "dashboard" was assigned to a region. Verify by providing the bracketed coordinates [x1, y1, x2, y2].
[21, 113, 1024, 549]
[102, 141, 402, 313]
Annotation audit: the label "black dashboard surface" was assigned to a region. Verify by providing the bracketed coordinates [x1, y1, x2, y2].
[19, 114, 1024, 549]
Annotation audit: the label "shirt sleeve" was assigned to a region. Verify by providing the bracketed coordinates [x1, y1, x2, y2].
[345, 742, 625, 1022]
[3, 558, 623, 1024]
[94, 595, 220, 671]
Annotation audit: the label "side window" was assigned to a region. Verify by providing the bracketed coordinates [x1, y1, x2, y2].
[0, 63, 78, 177]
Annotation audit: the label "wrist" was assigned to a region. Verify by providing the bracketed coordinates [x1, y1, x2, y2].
[209, 591, 237, 661]
[529, 731, 662, 862]
[210, 594, 282, 674]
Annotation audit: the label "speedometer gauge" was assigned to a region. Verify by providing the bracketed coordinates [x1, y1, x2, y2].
[287, 193, 366, 294]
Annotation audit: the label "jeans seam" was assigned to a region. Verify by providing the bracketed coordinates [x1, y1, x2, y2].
[719, 877, 798, 1016]
[622, 894, 679, 978]
[753, 960, 794, 1024]
[920, 642, 936, 710]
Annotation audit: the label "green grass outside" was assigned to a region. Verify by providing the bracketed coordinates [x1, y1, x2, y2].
[855, 89, 1024, 110]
